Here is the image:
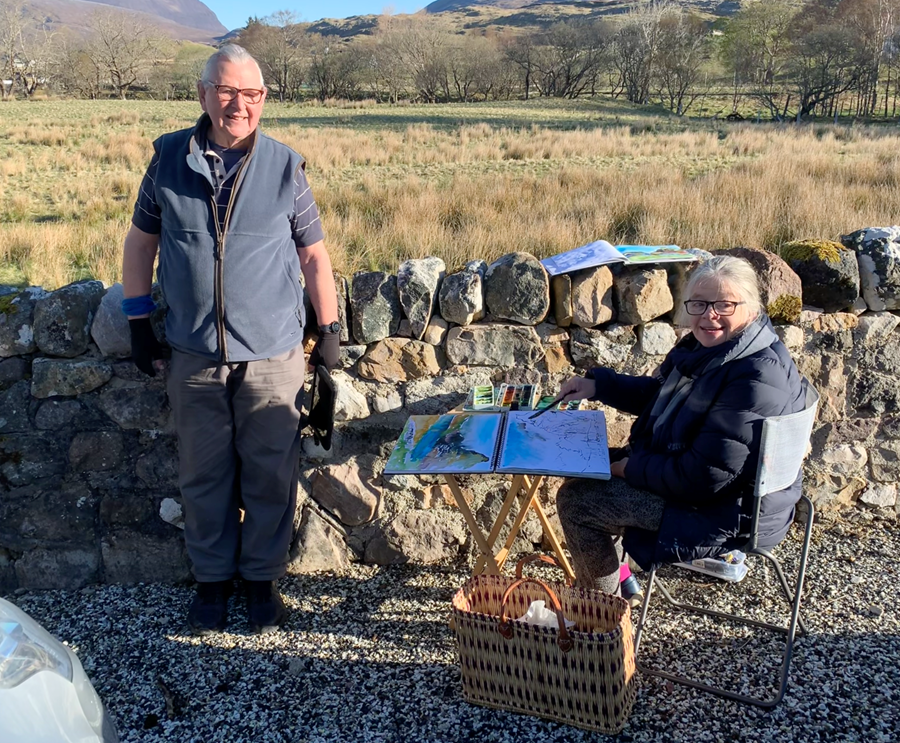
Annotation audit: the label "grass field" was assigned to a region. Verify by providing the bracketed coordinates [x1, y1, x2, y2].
[2, 97, 900, 289]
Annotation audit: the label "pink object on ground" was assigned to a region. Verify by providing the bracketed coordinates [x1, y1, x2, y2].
[619, 563, 632, 581]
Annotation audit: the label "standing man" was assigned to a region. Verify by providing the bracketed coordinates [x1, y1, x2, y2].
[122, 45, 340, 635]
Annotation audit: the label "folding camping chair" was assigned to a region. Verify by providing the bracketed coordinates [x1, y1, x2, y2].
[633, 378, 820, 707]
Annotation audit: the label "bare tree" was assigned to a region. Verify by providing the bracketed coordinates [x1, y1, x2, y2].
[720, 0, 798, 119]
[364, 16, 412, 103]
[502, 32, 539, 100]
[240, 11, 308, 102]
[614, 1, 668, 104]
[85, 10, 165, 99]
[51, 34, 103, 99]
[306, 34, 363, 101]
[654, 9, 711, 115]
[0, 0, 26, 99]
[534, 19, 612, 99]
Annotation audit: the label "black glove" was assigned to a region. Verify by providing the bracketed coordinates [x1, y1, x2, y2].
[309, 330, 340, 371]
[129, 317, 164, 377]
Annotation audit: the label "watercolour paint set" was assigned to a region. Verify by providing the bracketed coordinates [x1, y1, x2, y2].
[463, 384, 541, 412]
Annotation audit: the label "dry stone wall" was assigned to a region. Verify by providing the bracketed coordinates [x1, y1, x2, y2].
[2, 229, 900, 591]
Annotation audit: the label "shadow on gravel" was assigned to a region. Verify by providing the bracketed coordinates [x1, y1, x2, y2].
[6, 541, 900, 743]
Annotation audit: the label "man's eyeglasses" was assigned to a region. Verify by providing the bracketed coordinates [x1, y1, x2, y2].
[683, 300, 744, 316]
[210, 84, 266, 104]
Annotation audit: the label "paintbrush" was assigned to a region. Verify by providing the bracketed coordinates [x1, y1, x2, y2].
[528, 395, 566, 420]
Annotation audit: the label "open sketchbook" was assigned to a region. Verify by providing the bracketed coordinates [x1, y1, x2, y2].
[541, 239, 696, 276]
[384, 410, 611, 480]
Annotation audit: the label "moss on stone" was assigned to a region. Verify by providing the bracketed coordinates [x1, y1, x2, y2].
[781, 239, 844, 265]
[0, 293, 19, 316]
[767, 294, 802, 324]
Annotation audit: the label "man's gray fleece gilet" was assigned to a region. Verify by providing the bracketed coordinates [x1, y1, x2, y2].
[153, 118, 307, 363]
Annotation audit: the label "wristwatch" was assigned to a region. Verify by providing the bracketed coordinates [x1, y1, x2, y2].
[318, 321, 341, 334]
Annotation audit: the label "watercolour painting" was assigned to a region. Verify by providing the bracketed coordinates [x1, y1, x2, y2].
[383, 413, 503, 475]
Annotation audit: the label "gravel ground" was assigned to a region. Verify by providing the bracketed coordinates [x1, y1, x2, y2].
[6, 513, 899, 743]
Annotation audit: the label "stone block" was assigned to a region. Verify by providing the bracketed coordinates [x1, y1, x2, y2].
[868, 442, 900, 482]
[859, 483, 897, 508]
[35, 400, 83, 430]
[854, 312, 900, 348]
[357, 338, 442, 383]
[101, 530, 191, 584]
[484, 252, 549, 325]
[288, 507, 352, 574]
[99, 494, 154, 527]
[0, 381, 34, 433]
[439, 266, 485, 326]
[310, 459, 380, 526]
[0, 286, 45, 357]
[570, 266, 615, 327]
[640, 322, 677, 356]
[781, 241, 858, 313]
[0, 357, 29, 388]
[843, 227, 900, 310]
[351, 272, 401, 344]
[0, 435, 66, 487]
[820, 445, 867, 476]
[90, 283, 131, 358]
[445, 323, 544, 367]
[405, 373, 491, 416]
[364, 509, 467, 565]
[134, 436, 179, 488]
[337, 344, 366, 370]
[332, 371, 370, 421]
[31, 358, 113, 398]
[422, 316, 449, 346]
[15, 547, 99, 590]
[397, 257, 445, 340]
[0, 481, 97, 549]
[69, 431, 124, 471]
[614, 268, 673, 325]
[569, 325, 636, 371]
[33, 279, 105, 358]
[550, 274, 572, 327]
[97, 386, 169, 430]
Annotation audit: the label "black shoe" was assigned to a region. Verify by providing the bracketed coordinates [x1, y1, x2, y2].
[187, 580, 233, 635]
[245, 580, 286, 634]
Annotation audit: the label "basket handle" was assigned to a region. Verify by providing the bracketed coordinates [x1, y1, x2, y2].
[498, 577, 574, 653]
[514, 553, 573, 585]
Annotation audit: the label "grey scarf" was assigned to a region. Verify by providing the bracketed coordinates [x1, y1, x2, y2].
[649, 315, 778, 435]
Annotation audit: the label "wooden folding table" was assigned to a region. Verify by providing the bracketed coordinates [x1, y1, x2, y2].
[442, 472, 576, 583]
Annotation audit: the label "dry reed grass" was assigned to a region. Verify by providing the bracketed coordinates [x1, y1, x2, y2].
[1, 99, 899, 287]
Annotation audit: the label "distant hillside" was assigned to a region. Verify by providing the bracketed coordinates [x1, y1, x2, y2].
[423, 0, 741, 17]
[21, 0, 227, 43]
[309, 1, 742, 40]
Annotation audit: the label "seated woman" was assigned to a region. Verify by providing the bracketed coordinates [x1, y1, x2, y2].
[555, 255, 806, 595]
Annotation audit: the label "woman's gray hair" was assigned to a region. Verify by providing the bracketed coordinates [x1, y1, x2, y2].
[677, 255, 763, 325]
[200, 44, 265, 88]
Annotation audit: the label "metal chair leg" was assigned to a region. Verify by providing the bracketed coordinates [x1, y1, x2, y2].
[634, 496, 815, 707]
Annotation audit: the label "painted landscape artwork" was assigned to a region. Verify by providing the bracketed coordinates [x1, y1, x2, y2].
[384, 413, 503, 475]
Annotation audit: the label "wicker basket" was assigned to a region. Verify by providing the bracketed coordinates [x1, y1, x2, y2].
[450, 556, 636, 734]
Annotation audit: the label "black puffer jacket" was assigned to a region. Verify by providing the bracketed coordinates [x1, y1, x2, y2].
[588, 315, 805, 569]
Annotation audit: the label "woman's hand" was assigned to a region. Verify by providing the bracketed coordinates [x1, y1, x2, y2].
[610, 458, 629, 478]
[558, 375, 596, 402]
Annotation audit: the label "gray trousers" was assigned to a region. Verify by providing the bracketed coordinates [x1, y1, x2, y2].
[167, 347, 305, 582]
[557, 477, 666, 595]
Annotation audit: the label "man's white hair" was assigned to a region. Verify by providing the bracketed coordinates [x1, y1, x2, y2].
[200, 44, 265, 88]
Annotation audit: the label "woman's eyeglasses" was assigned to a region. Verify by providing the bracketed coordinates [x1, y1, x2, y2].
[210, 84, 266, 104]
[683, 300, 744, 316]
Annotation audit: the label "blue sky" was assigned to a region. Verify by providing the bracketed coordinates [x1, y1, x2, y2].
[204, 1, 428, 32]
